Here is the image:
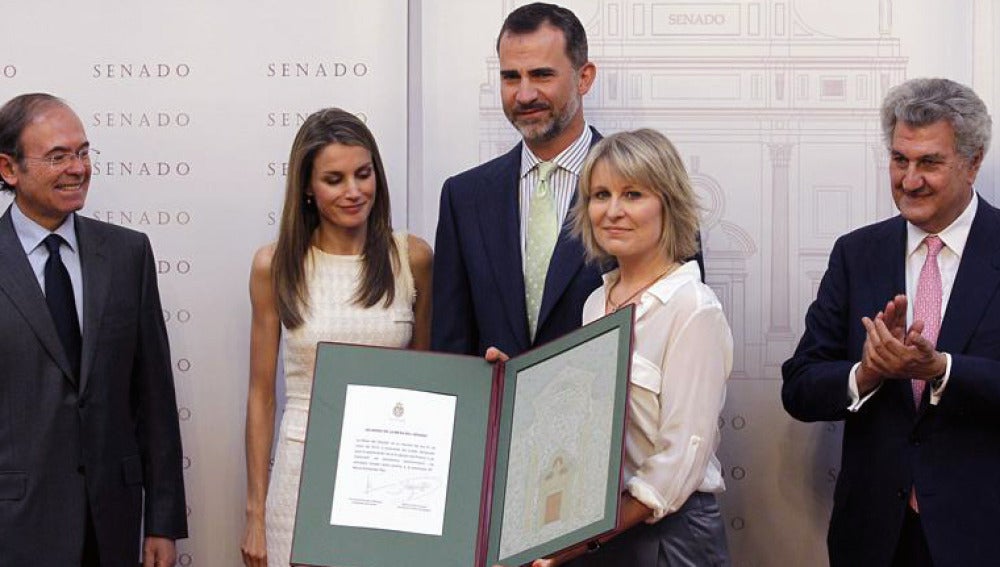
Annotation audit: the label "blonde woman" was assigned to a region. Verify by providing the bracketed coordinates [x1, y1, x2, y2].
[528, 129, 732, 566]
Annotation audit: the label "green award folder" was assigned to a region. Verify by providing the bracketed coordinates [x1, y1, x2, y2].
[291, 306, 634, 567]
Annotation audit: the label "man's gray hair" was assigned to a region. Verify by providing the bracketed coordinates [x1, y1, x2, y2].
[881, 77, 992, 161]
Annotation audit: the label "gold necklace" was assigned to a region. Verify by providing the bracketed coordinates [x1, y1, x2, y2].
[605, 264, 679, 313]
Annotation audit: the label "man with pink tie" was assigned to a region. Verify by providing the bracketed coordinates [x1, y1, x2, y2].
[783, 77, 999, 567]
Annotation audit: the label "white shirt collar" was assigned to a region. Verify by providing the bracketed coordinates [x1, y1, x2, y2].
[644, 261, 702, 304]
[10, 201, 78, 255]
[519, 122, 593, 178]
[905, 191, 977, 259]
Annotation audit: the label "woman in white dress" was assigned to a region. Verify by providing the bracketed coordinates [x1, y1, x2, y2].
[516, 129, 732, 567]
[240, 108, 432, 567]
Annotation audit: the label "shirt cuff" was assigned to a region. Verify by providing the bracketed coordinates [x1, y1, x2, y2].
[929, 352, 952, 406]
[626, 477, 668, 523]
[847, 362, 880, 412]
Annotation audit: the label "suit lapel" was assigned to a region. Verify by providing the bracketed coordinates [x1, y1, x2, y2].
[867, 217, 907, 313]
[937, 197, 1000, 355]
[76, 216, 111, 396]
[887, 219, 920, 417]
[476, 145, 530, 350]
[0, 207, 77, 385]
[537, 204, 585, 330]
[537, 128, 602, 336]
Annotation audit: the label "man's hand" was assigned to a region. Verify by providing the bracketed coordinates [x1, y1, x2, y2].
[485, 347, 510, 363]
[857, 294, 946, 391]
[880, 295, 908, 340]
[860, 310, 946, 384]
[857, 295, 908, 393]
[143, 536, 177, 567]
[901, 325, 948, 382]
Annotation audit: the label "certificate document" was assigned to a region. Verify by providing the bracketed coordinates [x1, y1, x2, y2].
[497, 329, 620, 560]
[329, 385, 457, 536]
[291, 306, 633, 567]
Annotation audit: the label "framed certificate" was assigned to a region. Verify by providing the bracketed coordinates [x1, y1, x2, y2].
[291, 306, 634, 567]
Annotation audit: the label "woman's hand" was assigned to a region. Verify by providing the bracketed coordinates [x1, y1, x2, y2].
[530, 542, 586, 567]
[240, 516, 267, 567]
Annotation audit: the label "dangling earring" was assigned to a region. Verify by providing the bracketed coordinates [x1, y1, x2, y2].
[305, 194, 314, 206]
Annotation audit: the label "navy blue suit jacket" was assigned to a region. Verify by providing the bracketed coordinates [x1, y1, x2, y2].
[782, 196, 1000, 567]
[431, 131, 605, 356]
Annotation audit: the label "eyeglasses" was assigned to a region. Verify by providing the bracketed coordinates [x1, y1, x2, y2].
[20, 148, 100, 170]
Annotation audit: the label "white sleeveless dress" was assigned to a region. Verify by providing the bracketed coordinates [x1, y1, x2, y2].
[265, 233, 416, 566]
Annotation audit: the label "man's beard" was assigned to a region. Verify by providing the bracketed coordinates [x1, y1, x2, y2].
[508, 95, 579, 145]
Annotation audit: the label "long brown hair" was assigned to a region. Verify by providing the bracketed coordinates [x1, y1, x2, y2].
[272, 108, 398, 329]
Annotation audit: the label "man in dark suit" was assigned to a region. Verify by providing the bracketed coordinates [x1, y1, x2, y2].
[0, 93, 187, 566]
[433, 3, 705, 357]
[432, 3, 603, 357]
[782, 78, 998, 567]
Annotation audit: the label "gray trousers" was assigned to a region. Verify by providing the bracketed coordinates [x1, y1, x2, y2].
[565, 492, 730, 567]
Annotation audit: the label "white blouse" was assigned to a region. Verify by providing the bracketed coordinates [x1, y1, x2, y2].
[582, 261, 732, 521]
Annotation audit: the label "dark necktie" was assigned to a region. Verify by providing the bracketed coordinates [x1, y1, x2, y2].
[43, 234, 81, 379]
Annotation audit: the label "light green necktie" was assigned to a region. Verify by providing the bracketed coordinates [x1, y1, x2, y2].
[525, 161, 558, 340]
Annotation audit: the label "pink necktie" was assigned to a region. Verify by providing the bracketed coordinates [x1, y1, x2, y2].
[909, 236, 942, 512]
[911, 235, 944, 406]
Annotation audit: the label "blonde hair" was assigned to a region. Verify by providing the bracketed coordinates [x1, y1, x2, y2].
[571, 128, 700, 265]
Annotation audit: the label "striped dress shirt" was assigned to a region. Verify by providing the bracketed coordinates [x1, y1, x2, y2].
[517, 124, 593, 269]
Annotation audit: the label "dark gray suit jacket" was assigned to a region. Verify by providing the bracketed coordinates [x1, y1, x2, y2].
[0, 206, 187, 566]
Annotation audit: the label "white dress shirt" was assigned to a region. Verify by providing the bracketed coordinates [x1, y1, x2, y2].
[848, 193, 978, 409]
[517, 124, 593, 267]
[583, 261, 733, 521]
[10, 202, 84, 329]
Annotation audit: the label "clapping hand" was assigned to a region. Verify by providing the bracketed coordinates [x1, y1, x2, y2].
[858, 295, 946, 392]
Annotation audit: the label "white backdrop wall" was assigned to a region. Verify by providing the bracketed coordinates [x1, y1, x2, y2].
[2, 1, 998, 566]
[419, 2, 1000, 566]
[2, 2, 407, 566]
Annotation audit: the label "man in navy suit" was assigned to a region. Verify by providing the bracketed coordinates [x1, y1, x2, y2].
[782, 78, 998, 567]
[0, 93, 187, 566]
[432, 3, 602, 356]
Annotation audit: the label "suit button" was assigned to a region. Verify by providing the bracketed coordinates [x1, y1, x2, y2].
[897, 489, 907, 499]
[78, 401, 86, 410]
[77, 465, 85, 475]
